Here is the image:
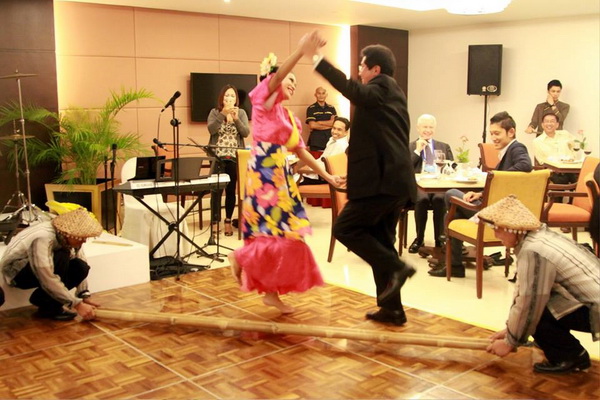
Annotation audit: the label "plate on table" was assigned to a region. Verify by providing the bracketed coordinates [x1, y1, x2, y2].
[454, 177, 479, 183]
[418, 174, 438, 180]
[560, 160, 581, 164]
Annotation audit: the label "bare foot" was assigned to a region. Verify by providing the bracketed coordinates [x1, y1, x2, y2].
[262, 293, 295, 314]
[228, 253, 241, 284]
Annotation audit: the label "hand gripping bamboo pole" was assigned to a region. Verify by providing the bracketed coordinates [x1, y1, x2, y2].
[95, 309, 489, 350]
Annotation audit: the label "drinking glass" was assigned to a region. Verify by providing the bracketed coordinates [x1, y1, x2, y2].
[434, 150, 446, 174]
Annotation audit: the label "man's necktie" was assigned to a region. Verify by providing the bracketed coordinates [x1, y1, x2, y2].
[424, 141, 434, 164]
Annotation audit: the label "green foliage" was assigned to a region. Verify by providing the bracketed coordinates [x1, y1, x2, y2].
[455, 135, 470, 163]
[0, 88, 156, 185]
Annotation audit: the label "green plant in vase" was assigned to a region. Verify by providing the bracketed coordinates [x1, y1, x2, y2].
[1, 88, 156, 185]
[455, 135, 470, 164]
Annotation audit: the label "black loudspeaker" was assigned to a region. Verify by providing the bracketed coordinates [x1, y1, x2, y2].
[467, 44, 503, 96]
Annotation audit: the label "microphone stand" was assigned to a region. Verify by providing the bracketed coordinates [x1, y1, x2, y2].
[163, 105, 205, 280]
[110, 145, 117, 234]
[478, 94, 489, 169]
[204, 150, 234, 260]
[103, 156, 109, 230]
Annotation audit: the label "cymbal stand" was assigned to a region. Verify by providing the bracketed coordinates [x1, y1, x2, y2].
[13, 73, 42, 224]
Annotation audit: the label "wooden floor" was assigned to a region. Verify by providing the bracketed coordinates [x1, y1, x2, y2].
[0, 267, 598, 399]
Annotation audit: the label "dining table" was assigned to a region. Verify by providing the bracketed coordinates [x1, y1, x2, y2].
[416, 172, 487, 193]
[542, 159, 584, 174]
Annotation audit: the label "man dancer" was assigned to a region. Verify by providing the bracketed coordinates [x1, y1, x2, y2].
[309, 38, 417, 326]
[408, 114, 453, 252]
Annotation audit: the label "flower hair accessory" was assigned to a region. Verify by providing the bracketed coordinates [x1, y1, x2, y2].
[260, 52, 278, 76]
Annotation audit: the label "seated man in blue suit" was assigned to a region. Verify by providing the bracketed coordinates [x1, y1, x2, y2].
[408, 114, 454, 252]
[430, 111, 532, 278]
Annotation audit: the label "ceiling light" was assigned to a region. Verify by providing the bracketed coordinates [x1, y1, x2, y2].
[445, 0, 512, 15]
[351, 0, 512, 15]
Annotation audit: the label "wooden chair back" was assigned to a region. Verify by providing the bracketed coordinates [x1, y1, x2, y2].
[478, 143, 499, 172]
[236, 149, 251, 239]
[323, 153, 348, 262]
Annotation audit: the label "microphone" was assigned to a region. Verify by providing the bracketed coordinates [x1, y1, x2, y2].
[153, 138, 166, 149]
[161, 91, 181, 112]
[111, 143, 117, 164]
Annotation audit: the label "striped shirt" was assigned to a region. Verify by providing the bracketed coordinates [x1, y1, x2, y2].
[506, 224, 600, 347]
[0, 221, 88, 307]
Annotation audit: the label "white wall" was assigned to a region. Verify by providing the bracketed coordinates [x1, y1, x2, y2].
[408, 15, 599, 162]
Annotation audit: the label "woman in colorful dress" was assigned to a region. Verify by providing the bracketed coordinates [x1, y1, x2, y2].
[228, 32, 344, 313]
[207, 85, 250, 236]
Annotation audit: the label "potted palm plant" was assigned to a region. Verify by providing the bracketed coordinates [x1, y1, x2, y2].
[0, 88, 156, 225]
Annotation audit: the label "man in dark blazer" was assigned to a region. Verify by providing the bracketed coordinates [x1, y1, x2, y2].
[409, 114, 454, 252]
[430, 111, 533, 278]
[310, 41, 417, 326]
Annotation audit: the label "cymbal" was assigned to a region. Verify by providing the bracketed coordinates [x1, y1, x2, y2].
[0, 134, 35, 141]
[0, 72, 37, 80]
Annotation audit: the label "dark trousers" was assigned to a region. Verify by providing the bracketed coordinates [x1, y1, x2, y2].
[211, 159, 238, 221]
[533, 306, 591, 363]
[13, 248, 90, 312]
[445, 189, 479, 267]
[414, 189, 446, 242]
[333, 194, 410, 312]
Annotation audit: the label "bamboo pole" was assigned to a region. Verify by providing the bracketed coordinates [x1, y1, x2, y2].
[95, 308, 489, 350]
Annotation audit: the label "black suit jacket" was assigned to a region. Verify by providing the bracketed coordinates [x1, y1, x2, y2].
[409, 139, 453, 173]
[315, 58, 417, 202]
[496, 141, 532, 172]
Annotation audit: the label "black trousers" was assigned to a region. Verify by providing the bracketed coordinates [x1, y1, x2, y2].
[333, 194, 410, 312]
[414, 189, 446, 242]
[211, 159, 238, 221]
[13, 248, 90, 312]
[533, 306, 591, 363]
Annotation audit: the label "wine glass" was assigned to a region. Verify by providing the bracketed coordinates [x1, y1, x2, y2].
[434, 150, 446, 175]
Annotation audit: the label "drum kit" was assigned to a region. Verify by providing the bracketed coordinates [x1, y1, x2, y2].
[0, 71, 46, 244]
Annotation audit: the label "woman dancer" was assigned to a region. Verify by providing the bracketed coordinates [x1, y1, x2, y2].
[228, 32, 343, 313]
[207, 85, 250, 236]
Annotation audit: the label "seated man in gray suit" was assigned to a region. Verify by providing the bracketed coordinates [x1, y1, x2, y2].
[430, 111, 532, 278]
[409, 114, 453, 252]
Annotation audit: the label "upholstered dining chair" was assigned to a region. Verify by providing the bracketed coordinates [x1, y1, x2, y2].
[584, 171, 600, 256]
[478, 143, 500, 172]
[120, 157, 192, 258]
[322, 153, 348, 262]
[541, 156, 599, 242]
[236, 149, 251, 240]
[445, 169, 551, 298]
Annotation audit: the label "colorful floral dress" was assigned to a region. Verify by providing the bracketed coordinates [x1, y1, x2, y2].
[233, 75, 324, 294]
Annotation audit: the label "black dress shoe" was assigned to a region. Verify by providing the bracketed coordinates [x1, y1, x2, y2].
[36, 308, 77, 321]
[428, 266, 465, 278]
[533, 351, 591, 374]
[408, 239, 423, 254]
[377, 266, 416, 303]
[366, 308, 407, 326]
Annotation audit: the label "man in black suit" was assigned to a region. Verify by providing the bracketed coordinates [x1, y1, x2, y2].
[430, 111, 532, 278]
[409, 114, 454, 252]
[310, 41, 417, 326]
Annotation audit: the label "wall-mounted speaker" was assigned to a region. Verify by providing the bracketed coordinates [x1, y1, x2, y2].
[467, 44, 503, 96]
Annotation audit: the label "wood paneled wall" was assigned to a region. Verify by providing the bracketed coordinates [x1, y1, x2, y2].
[0, 0, 58, 207]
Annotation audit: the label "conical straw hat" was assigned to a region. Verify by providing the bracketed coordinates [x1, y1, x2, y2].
[478, 195, 541, 234]
[52, 207, 103, 239]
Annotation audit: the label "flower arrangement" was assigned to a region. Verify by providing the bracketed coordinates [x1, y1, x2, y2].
[260, 52, 278, 77]
[574, 132, 588, 151]
[455, 135, 470, 163]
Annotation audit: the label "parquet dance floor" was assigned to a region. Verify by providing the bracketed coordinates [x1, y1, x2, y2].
[0, 267, 598, 399]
